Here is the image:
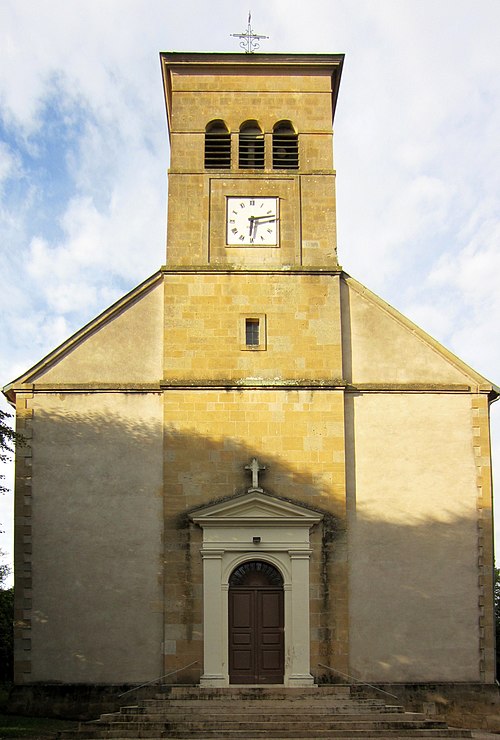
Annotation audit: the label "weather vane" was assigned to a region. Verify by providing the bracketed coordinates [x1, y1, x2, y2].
[231, 12, 269, 53]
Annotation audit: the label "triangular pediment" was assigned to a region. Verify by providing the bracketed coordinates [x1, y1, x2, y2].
[189, 490, 323, 527]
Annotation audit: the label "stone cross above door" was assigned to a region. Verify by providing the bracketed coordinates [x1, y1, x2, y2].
[245, 457, 266, 491]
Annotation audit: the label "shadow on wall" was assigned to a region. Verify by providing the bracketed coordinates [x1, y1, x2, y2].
[15, 402, 490, 686]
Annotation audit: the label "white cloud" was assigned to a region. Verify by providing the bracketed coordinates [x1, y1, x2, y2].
[430, 209, 500, 301]
[0, 141, 22, 190]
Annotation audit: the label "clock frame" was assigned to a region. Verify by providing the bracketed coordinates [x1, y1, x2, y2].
[226, 197, 279, 246]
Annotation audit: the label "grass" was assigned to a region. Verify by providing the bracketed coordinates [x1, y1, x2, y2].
[0, 684, 78, 738]
[0, 714, 78, 739]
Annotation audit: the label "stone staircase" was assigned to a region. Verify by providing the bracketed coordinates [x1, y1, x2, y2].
[62, 685, 473, 739]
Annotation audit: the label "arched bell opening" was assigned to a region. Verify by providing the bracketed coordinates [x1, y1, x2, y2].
[204, 119, 231, 169]
[239, 120, 265, 169]
[272, 120, 299, 169]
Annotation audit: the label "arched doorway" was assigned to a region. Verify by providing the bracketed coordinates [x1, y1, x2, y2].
[228, 561, 284, 684]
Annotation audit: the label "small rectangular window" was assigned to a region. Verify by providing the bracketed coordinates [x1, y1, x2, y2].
[245, 319, 260, 346]
[240, 314, 266, 351]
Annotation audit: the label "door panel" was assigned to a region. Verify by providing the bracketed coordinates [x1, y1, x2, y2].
[233, 634, 251, 644]
[232, 592, 252, 626]
[262, 633, 280, 644]
[261, 649, 281, 669]
[260, 592, 281, 626]
[229, 590, 255, 681]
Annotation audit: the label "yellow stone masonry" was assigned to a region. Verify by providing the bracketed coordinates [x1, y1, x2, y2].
[163, 272, 343, 382]
[162, 387, 348, 677]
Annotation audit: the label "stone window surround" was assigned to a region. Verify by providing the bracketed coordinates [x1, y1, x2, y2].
[239, 313, 266, 351]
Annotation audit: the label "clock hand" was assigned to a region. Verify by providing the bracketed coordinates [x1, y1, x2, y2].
[248, 216, 255, 237]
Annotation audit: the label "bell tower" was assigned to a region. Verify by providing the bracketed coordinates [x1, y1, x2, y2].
[159, 53, 350, 685]
[160, 53, 344, 267]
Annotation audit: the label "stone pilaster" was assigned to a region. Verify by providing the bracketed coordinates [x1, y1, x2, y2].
[13, 392, 33, 684]
[471, 393, 495, 683]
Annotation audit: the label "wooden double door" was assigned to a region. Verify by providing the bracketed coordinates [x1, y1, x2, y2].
[228, 561, 284, 684]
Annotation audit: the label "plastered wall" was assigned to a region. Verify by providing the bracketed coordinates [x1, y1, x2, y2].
[347, 392, 482, 681]
[33, 282, 164, 385]
[25, 393, 164, 683]
[341, 279, 477, 385]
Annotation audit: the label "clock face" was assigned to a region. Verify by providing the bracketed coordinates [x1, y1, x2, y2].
[226, 197, 279, 246]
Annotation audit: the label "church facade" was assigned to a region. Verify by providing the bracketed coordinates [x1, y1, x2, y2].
[4, 52, 497, 691]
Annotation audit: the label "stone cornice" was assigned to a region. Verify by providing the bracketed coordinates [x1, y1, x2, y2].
[160, 379, 346, 390]
[345, 383, 478, 393]
[161, 265, 343, 275]
[160, 52, 344, 137]
[6, 383, 162, 394]
[9, 380, 491, 395]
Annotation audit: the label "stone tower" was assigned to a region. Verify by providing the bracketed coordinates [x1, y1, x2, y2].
[159, 53, 348, 685]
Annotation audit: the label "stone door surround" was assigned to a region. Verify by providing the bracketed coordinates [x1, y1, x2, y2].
[190, 490, 323, 686]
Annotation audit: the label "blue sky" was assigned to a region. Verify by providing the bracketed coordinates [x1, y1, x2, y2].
[2, 0, 500, 580]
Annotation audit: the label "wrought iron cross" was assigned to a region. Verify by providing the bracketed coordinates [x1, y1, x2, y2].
[245, 457, 266, 490]
[231, 12, 269, 53]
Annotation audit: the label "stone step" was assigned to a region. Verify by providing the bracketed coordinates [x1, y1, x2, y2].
[155, 698, 394, 705]
[59, 686, 472, 740]
[90, 718, 442, 730]
[114, 704, 404, 717]
[135, 699, 392, 710]
[67, 737, 472, 740]
[162, 686, 354, 695]
[166, 735, 470, 739]
[155, 687, 354, 700]
[172, 720, 447, 730]
[100, 707, 414, 723]
[158, 695, 357, 704]
[108, 712, 410, 724]
[158, 696, 388, 703]
[67, 731, 471, 740]
[68, 719, 466, 737]
[171, 736, 469, 739]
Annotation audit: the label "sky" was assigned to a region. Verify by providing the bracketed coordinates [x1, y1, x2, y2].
[1, 0, 500, 584]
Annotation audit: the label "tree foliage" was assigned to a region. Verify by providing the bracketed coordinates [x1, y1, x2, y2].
[0, 410, 17, 682]
[0, 408, 20, 584]
[1, 409, 22, 496]
[0, 558, 10, 587]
